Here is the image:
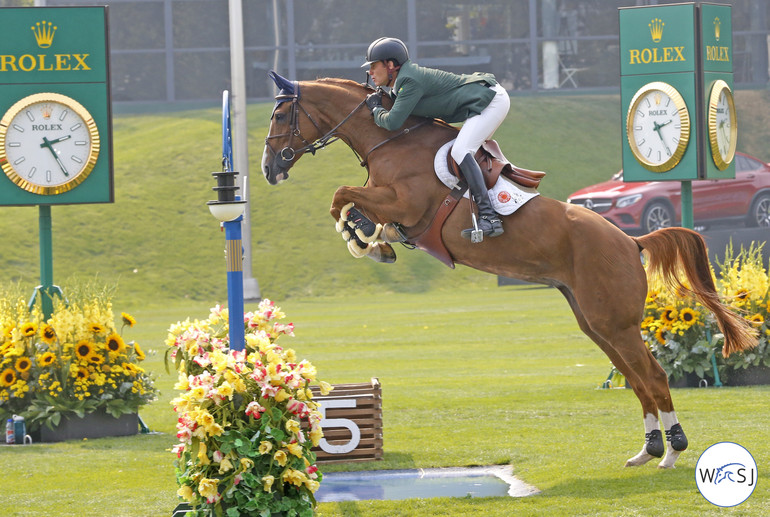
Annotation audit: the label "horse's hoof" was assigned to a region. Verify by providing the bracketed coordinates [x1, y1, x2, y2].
[367, 243, 397, 263]
[666, 423, 688, 452]
[625, 449, 656, 467]
[347, 239, 371, 258]
[657, 450, 681, 469]
[645, 430, 664, 458]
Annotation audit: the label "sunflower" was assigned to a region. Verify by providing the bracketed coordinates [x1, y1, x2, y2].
[37, 352, 56, 367]
[655, 327, 667, 345]
[133, 342, 146, 361]
[14, 357, 31, 373]
[660, 306, 678, 324]
[75, 340, 95, 360]
[89, 323, 106, 334]
[749, 313, 765, 327]
[0, 368, 16, 387]
[87, 353, 105, 365]
[105, 333, 126, 355]
[75, 367, 89, 380]
[40, 324, 57, 344]
[21, 322, 37, 337]
[121, 312, 136, 328]
[679, 308, 698, 328]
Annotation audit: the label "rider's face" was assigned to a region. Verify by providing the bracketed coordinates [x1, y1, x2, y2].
[368, 61, 391, 87]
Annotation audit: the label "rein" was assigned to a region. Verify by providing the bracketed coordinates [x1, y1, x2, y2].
[265, 84, 429, 170]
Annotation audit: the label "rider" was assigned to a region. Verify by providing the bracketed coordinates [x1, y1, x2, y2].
[362, 36, 509, 241]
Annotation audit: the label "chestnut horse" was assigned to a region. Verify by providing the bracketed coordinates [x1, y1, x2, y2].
[260, 74, 756, 469]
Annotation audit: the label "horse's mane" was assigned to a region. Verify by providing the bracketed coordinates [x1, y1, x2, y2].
[314, 77, 373, 96]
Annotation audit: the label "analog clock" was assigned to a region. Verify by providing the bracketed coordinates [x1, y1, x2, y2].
[626, 82, 691, 173]
[0, 92, 100, 195]
[707, 79, 737, 171]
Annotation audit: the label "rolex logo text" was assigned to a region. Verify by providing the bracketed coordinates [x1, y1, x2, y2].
[628, 17, 685, 65]
[0, 19, 91, 73]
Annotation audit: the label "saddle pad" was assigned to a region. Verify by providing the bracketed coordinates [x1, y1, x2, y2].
[434, 139, 539, 216]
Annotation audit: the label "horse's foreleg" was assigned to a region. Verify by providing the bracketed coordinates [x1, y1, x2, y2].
[330, 185, 422, 227]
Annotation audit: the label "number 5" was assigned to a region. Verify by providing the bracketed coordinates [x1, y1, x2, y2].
[318, 399, 361, 454]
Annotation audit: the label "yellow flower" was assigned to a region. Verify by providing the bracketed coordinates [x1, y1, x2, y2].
[21, 322, 36, 337]
[198, 478, 218, 500]
[133, 342, 146, 361]
[660, 306, 677, 324]
[678, 308, 698, 328]
[75, 367, 89, 380]
[105, 333, 126, 355]
[40, 325, 56, 345]
[305, 479, 320, 492]
[87, 353, 105, 365]
[285, 419, 300, 435]
[37, 352, 56, 367]
[281, 468, 307, 487]
[309, 425, 323, 447]
[274, 389, 290, 402]
[121, 312, 136, 328]
[274, 450, 288, 467]
[749, 313, 765, 327]
[258, 440, 272, 455]
[319, 380, 333, 396]
[240, 458, 254, 470]
[216, 381, 234, 400]
[218, 456, 234, 474]
[89, 323, 106, 334]
[176, 485, 194, 501]
[14, 357, 31, 373]
[286, 441, 303, 458]
[75, 340, 95, 361]
[0, 368, 16, 387]
[197, 442, 211, 465]
[261, 474, 275, 492]
[655, 327, 667, 345]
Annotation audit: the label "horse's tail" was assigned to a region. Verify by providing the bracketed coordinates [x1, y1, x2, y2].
[633, 227, 757, 357]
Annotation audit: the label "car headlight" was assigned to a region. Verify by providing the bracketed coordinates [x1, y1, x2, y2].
[616, 194, 642, 209]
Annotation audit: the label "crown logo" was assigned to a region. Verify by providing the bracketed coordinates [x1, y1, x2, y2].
[31, 20, 57, 48]
[654, 93, 662, 106]
[649, 18, 664, 43]
[714, 17, 721, 42]
[40, 104, 53, 119]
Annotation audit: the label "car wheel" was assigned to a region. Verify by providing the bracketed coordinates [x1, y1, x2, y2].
[642, 201, 675, 234]
[747, 192, 770, 227]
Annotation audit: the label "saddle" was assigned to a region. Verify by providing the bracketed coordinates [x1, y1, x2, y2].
[407, 140, 544, 269]
[448, 140, 546, 190]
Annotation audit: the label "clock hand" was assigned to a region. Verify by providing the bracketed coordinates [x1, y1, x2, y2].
[46, 134, 72, 145]
[40, 136, 70, 177]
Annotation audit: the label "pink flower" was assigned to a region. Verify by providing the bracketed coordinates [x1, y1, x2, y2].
[245, 401, 266, 419]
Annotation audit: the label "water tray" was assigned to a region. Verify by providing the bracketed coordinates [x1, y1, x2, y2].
[315, 465, 538, 502]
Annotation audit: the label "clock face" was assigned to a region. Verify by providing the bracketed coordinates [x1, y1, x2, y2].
[0, 93, 100, 195]
[708, 80, 737, 171]
[626, 82, 691, 173]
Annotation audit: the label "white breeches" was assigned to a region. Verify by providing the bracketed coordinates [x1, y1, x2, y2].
[450, 84, 511, 164]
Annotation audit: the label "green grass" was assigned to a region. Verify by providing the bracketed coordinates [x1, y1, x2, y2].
[1, 287, 768, 516]
[2, 91, 770, 515]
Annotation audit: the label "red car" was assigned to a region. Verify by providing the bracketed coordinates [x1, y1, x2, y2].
[566, 152, 770, 234]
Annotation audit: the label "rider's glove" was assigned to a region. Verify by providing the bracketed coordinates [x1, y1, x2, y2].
[365, 91, 383, 114]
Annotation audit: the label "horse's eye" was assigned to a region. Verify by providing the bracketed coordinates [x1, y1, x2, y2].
[274, 112, 286, 122]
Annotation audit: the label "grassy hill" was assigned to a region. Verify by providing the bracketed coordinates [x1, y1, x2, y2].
[2, 90, 769, 308]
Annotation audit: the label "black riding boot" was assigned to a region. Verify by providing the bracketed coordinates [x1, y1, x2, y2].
[458, 153, 504, 241]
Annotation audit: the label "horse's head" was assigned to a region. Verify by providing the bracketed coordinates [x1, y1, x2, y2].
[261, 71, 326, 185]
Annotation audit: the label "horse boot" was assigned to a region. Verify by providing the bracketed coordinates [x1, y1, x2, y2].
[458, 154, 504, 242]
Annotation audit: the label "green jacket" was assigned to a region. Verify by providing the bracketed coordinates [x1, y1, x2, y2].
[372, 60, 498, 131]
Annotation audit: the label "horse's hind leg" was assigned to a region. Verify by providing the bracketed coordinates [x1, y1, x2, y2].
[557, 286, 687, 468]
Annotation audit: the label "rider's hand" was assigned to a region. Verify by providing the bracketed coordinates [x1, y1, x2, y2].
[365, 91, 383, 113]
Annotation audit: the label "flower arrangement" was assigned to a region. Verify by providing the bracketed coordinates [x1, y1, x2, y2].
[0, 282, 156, 430]
[643, 243, 769, 383]
[167, 299, 331, 517]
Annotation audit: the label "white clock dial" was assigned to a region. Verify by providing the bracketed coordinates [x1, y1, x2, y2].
[708, 80, 737, 170]
[0, 93, 99, 195]
[626, 82, 691, 173]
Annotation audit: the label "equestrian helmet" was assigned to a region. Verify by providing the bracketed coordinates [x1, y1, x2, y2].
[361, 37, 409, 67]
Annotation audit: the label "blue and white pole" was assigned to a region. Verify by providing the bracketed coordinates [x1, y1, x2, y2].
[207, 91, 247, 351]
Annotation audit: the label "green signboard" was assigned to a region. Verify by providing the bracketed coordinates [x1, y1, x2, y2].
[620, 3, 735, 184]
[0, 6, 113, 206]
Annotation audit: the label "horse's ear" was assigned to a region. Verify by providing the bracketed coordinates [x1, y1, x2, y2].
[268, 70, 296, 96]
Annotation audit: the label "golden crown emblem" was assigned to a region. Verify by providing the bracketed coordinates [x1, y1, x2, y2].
[714, 17, 721, 42]
[40, 104, 53, 119]
[649, 18, 664, 43]
[654, 93, 662, 106]
[31, 20, 57, 48]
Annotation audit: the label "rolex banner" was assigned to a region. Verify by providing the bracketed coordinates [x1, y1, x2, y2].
[0, 7, 113, 206]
